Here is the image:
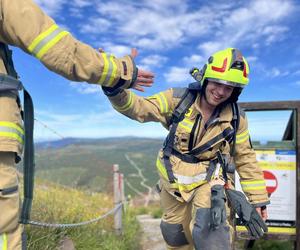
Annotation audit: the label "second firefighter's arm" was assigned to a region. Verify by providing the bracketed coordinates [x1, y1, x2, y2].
[107, 89, 175, 128]
[234, 111, 270, 207]
[0, 0, 137, 88]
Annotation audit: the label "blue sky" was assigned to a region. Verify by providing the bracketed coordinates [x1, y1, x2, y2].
[12, 0, 300, 141]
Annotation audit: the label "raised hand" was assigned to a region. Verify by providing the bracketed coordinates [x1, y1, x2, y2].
[130, 48, 154, 92]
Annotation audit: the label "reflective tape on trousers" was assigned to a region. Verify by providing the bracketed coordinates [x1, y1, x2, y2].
[0, 234, 8, 250]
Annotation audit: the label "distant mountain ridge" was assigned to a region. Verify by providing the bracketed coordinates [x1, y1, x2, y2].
[34, 137, 164, 195]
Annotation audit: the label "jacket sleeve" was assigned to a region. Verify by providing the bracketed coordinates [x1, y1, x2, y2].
[234, 111, 270, 207]
[107, 89, 175, 128]
[0, 0, 136, 88]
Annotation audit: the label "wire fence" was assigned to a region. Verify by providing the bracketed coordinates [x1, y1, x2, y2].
[30, 119, 125, 233]
[27, 203, 123, 228]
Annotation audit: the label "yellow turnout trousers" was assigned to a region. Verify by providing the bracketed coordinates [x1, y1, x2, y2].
[0, 152, 23, 250]
[159, 183, 233, 250]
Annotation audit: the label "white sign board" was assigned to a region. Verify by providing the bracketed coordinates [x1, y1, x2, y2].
[235, 149, 296, 225]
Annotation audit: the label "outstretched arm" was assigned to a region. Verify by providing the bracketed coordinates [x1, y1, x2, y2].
[0, 0, 154, 89]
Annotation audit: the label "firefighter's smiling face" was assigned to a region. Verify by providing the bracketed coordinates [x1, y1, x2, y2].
[205, 81, 234, 107]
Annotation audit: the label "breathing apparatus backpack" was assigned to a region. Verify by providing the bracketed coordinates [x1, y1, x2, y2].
[0, 42, 34, 224]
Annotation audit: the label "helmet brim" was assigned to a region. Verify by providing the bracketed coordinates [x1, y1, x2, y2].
[206, 78, 245, 88]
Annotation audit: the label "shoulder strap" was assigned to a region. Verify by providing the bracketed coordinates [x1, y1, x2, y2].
[171, 82, 200, 123]
[162, 83, 200, 183]
[230, 102, 240, 156]
[0, 42, 18, 78]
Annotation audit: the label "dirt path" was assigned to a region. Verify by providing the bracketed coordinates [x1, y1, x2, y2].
[137, 215, 166, 250]
[125, 154, 154, 206]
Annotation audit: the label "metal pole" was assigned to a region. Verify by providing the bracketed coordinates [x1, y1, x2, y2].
[113, 164, 122, 235]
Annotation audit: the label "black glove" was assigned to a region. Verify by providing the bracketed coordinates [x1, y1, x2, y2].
[210, 185, 227, 230]
[102, 86, 123, 97]
[225, 189, 268, 239]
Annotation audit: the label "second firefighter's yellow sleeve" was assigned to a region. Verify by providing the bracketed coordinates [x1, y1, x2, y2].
[108, 89, 175, 128]
[234, 112, 270, 207]
[0, 0, 135, 88]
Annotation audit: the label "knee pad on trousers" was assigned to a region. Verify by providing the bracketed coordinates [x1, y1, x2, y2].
[0, 155, 20, 234]
[192, 208, 230, 250]
[160, 220, 189, 247]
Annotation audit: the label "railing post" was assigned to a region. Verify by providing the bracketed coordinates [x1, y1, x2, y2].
[113, 164, 122, 235]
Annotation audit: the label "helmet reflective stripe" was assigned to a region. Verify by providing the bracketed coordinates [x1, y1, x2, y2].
[0, 234, 8, 250]
[211, 57, 227, 72]
[201, 48, 250, 88]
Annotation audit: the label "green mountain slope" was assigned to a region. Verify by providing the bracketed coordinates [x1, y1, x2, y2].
[33, 137, 164, 196]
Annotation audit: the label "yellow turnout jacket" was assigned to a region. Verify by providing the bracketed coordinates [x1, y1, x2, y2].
[108, 88, 269, 206]
[0, 0, 136, 155]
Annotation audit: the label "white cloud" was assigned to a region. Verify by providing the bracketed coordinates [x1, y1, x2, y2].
[267, 67, 289, 78]
[33, 0, 67, 16]
[93, 43, 131, 57]
[183, 54, 205, 68]
[73, 0, 295, 54]
[79, 18, 111, 34]
[246, 56, 258, 63]
[261, 26, 289, 45]
[93, 1, 219, 50]
[72, 0, 93, 7]
[140, 55, 168, 69]
[69, 82, 101, 94]
[164, 67, 192, 84]
[294, 70, 300, 76]
[198, 0, 294, 56]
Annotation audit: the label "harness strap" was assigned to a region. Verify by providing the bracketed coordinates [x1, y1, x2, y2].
[171, 148, 202, 163]
[162, 84, 199, 183]
[163, 123, 179, 183]
[189, 127, 235, 155]
[0, 73, 23, 92]
[0, 43, 18, 78]
[20, 88, 35, 224]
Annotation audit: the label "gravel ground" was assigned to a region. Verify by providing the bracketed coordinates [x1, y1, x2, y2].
[137, 214, 166, 250]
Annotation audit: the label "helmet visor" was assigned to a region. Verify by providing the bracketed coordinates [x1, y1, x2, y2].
[206, 78, 245, 88]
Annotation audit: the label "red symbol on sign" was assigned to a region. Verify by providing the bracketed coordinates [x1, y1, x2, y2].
[263, 170, 278, 194]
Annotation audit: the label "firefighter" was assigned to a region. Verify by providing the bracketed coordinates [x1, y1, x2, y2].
[103, 48, 269, 250]
[0, 0, 154, 249]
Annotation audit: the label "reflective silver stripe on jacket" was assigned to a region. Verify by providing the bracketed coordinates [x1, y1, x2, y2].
[174, 172, 207, 185]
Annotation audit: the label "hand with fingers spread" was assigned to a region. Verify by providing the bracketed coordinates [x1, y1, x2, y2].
[130, 48, 154, 92]
[101, 48, 154, 96]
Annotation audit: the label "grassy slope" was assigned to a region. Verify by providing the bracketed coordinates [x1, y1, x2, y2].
[29, 137, 295, 249]
[27, 179, 140, 250]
